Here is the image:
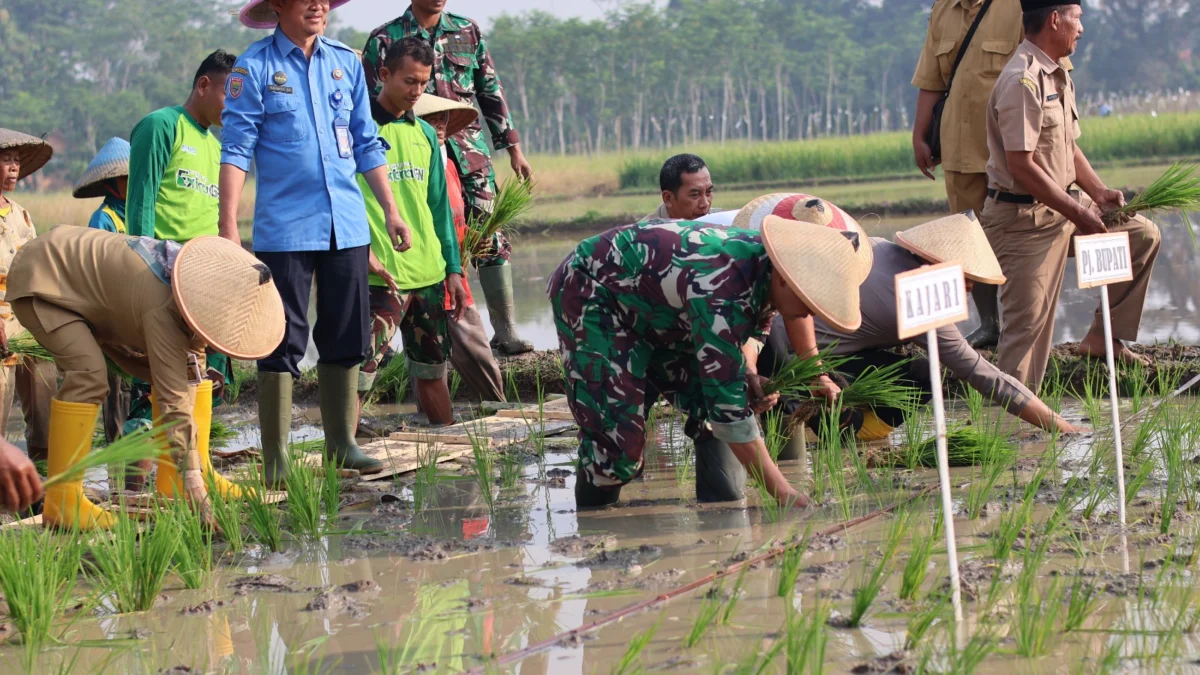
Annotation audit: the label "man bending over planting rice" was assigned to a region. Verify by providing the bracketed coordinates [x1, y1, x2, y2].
[547, 208, 872, 509]
[743, 196, 1084, 440]
[7, 230, 284, 529]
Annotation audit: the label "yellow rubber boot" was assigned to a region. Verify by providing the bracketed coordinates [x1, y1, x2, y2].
[43, 399, 115, 531]
[154, 382, 242, 500]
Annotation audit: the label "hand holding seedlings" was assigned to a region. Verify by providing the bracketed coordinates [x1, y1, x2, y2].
[0, 439, 42, 512]
[744, 371, 780, 414]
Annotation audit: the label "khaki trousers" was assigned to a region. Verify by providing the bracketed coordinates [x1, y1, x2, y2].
[945, 171, 989, 216]
[0, 358, 55, 459]
[982, 196, 1161, 388]
[448, 304, 505, 402]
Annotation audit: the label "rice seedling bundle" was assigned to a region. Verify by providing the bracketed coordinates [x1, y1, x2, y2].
[87, 508, 180, 614]
[0, 526, 85, 662]
[765, 350, 919, 424]
[43, 422, 174, 489]
[903, 426, 1014, 468]
[460, 178, 535, 269]
[1102, 161, 1200, 234]
[5, 331, 131, 382]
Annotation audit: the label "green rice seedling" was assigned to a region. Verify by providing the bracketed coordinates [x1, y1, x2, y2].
[721, 564, 751, 625]
[1157, 410, 1187, 533]
[206, 472, 246, 556]
[750, 466, 795, 523]
[674, 439, 695, 486]
[783, 599, 829, 675]
[990, 498, 1030, 563]
[1039, 360, 1069, 412]
[612, 614, 661, 675]
[900, 401, 932, 472]
[411, 435, 442, 512]
[1124, 407, 1160, 505]
[727, 639, 784, 675]
[0, 526, 85, 665]
[682, 580, 725, 649]
[245, 463, 284, 552]
[900, 520, 939, 601]
[41, 423, 172, 490]
[368, 355, 410, 405]
[776, 541, 805, 598]
[283, 445, 328, 538]
[905, 426, 1014, 469]
[904, 596, 944, 651]
[448, 369, 462, 400]
[838, 358, 922, 414]
[1120, 360, 1151, 416]
[1075, 363, 1108, 428]
[461, 177, 534, 269]
[1011, 574, 1062, 658]
[1106, 161, 1200, 238]
[87, 506, 180, 613]
[847, 510, 909, 627]
[499, 448, 523, 491]
[286, 635, 337, 675]
[166, 497, 214, 589]
[817, 402, 851, 520]
[763, 407, 790, 462]
[208, 420, 239, 449]
[762, 349, 845, 397]
[466, 417, 496, 512]
[515, 370, 548, 457]
[944, 623, 999, 674]
[320, 456, 341, 520]
[1064, 574, 1103, 632]
[1096, 635, 1125, 675]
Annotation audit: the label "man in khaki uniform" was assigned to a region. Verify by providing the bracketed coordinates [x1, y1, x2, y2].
[8, 228, 283, 530]
[912, 0, 1023, 349]
[981, 0, 1159, 388]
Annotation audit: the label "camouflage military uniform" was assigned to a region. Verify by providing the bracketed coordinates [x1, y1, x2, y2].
[363, 7, 518, 267]
[359, 284, 453, 392]
[547, 221, 776, 489]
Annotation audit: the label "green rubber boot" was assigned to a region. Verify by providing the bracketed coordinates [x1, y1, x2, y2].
[318, 363, 384, 475]
[478, 263, 534, 356]
[257, 372, 293, 488]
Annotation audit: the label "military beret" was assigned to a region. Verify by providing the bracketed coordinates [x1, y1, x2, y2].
[1021, 0, 1081, 11]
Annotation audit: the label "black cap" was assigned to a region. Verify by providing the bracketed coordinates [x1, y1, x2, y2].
[1021, 0, 1081, 11]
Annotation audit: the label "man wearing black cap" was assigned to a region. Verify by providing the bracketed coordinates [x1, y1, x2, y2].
[980, 1, 1160, 388]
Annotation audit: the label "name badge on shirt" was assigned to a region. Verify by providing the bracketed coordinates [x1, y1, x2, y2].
[334, 117, 352, 159]
[1046, 93, 1060, 102]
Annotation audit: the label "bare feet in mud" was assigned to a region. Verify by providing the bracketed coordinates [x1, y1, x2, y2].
[1077, 334, 1149, 368]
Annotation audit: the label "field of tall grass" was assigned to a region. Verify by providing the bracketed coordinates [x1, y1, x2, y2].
[613, 112, 1200, 190]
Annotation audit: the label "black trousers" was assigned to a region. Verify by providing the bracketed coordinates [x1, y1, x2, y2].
[255, 244, 371, 376]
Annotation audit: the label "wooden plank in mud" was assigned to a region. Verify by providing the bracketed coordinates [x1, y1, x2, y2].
[494, 409, 576, 421]
[387, 430, 492, 447]
[119, 491, 287, 511]
[0, 513, 41, 530]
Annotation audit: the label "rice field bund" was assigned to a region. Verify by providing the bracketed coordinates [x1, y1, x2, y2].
[5, 350, 1200, 673]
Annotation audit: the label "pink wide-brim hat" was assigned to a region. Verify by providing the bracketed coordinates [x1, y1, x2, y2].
[238, 0, 354, 29]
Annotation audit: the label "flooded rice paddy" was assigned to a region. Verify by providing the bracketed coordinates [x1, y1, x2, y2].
[7, 389, 1200, 673]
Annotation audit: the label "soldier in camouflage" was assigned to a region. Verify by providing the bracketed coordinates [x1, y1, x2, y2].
[363, 1, 535, 355]
[548, 218, 866, 509]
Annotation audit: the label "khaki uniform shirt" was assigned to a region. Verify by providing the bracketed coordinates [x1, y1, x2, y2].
[985, 40, 1081, 193]
[911, 0, 1022, 174]
[0, 200, 37, 364]
[8, 226, 206, 468]
[644, 202, 673, 222]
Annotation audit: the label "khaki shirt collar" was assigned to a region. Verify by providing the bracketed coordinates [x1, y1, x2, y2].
[955, 0, 984, 8]
[1023, 40, 1063, 75]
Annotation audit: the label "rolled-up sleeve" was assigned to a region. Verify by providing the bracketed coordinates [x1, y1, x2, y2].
[348, 58, 387, 174]
[937, 325, 1034, 415]
[220, 59, 264, 171]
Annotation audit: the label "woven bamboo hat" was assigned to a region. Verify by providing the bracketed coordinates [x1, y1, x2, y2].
[238, 0, 354, 29]
[894, 211, 1006, 284]
[172, 237, 286, 359]
[0, 129, 53, 180]
[761, 216, 870, 332]
[73, 138, 130, 199]
[734, 192, 873, 271]
[413, 94, 479, 138]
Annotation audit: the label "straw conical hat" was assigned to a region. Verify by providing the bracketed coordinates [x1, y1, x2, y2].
[73, 138, 130, 199]
[735, 192, 873, 273]
[761, 215, 869, 332]
[894, 212, 1006, 284]
[172, 237, 286, 359]
[413, 94, 479, 139]
[0, 129, 53, 180]
[238, 0, 354, 29]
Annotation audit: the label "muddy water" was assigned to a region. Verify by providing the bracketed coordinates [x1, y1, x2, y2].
[9, 399, 1200, 673]
[491, 213, 1200, 350]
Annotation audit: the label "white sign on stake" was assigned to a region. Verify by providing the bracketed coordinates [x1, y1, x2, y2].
[895, 262, 968, 625]
[1075, 231, 1134, 530]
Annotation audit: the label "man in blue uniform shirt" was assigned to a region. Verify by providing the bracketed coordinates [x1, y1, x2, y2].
[219, 0, 413, 485]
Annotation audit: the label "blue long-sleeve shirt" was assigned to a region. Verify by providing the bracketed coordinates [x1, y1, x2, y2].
[220, 29, 387, 253]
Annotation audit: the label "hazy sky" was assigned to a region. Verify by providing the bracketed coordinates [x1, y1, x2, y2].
[336, 0, 626, 31]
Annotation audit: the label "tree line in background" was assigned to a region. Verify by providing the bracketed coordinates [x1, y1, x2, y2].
[1, 0, 1197, 185]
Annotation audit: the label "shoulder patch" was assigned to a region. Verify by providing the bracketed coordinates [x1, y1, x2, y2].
[232, 66, 249, 76]
[1019, 77, 1037, 96]
[229, 76, 244, 99]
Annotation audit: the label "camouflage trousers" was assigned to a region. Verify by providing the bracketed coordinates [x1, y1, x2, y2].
[450, 137, 511, 269]
[549, 261, 712, 490]
[359, 283, 452, 392]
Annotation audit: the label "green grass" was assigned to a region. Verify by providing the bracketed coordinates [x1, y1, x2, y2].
[776, 538, 805, 599]
[166, 498, 214, 590]
[905, 596, 943, 651]
[682, 581, 726, 649]
[245, 462, 284, 552]
[0, 526, 86, 664]
[783, 598, 829, 675]
[283, 444, 338, 539]
[1064, 574, 1103, 632]
[87, 508, 180, 614]
[900, 520, 938, 601]
[721, 564, 750, 625]
[207, 472, 246, 556]
[847, 510, 909, 627]
[612, 614, 661, 675]
[368, 355, 410, 405]
[410, 434, 443, 512]
[465, 417, 496, 512]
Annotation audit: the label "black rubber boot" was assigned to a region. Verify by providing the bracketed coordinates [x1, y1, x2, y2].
[695, 437, 746, 503]
[574, 472, 622, 508]
[965, 283, 1001, 349]
[775, 431, 807, 463]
